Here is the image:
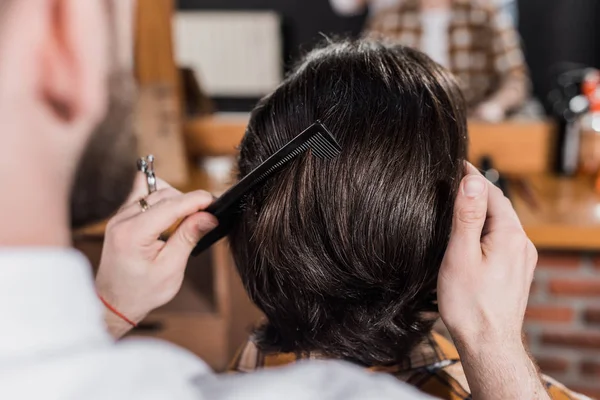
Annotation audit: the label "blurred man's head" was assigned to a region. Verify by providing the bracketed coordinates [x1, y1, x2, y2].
[229, 40, 467, 366]
[0, 0, 137, 241]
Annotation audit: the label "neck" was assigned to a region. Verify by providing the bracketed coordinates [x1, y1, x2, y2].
[0, 120, 72, 248]
[0, 176, 71, 248]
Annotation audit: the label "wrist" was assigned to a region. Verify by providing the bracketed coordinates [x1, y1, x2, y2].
[102, 305, 137, 339]
[95, 280, 148, 325]
[453, 328, 548, 400]
[96, 285, 147, 338]
[451, 327, 525, 355]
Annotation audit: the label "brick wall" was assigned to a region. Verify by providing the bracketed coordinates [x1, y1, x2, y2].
[526, 251, 600, 399]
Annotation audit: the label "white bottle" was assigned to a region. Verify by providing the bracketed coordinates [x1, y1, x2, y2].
[578, 96, 600, 175]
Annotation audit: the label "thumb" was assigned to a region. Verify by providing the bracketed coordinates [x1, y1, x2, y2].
[160, 212, 219, 265]
[447, 174, 489, 264]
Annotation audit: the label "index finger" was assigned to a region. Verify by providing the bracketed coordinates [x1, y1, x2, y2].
[130, 190, 215, 244]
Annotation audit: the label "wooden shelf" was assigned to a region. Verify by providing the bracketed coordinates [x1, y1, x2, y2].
[184, 114, 249, 157]
[184, 114, 556, 174]
[468, 120, 556, 174]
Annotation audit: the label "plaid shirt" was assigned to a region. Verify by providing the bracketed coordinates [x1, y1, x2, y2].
[230, 332, 588, 400]
[364, 0, 529, 110]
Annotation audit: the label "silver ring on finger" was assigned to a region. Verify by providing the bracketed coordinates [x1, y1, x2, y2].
[138, 197, 150, 213]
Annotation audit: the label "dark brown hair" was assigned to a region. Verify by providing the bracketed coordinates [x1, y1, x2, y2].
[229, 39, 467, 366]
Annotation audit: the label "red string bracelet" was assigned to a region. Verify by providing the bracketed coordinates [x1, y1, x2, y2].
[98, 295, 138, 328]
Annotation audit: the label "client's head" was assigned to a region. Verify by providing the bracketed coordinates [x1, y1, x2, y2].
[229, 40, 467, 366]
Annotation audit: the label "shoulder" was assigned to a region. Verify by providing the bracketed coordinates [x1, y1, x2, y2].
[90, 338, 212, 400]
[219, 360, 436, 400]
[114, 337, 212, 377]
[0, 337, 212, 400]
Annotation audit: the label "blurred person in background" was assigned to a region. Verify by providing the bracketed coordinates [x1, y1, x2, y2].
[0, 0, 570, 399]
[331, 0, 528, 122]
[331, 0, 518, 23]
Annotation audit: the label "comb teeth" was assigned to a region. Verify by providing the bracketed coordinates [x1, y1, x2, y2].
[308, 132, 342, 160]
[192, 121, 343, 256]
[254, 130, 341, 183]
[256, 140, 313, 183]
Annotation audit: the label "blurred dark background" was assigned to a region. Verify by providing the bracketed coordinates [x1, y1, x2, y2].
[519, 0, 600, 111]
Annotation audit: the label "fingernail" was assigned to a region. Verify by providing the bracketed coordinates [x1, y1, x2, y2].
[463, 176, 485, 199]
[198, 216, 219, 232]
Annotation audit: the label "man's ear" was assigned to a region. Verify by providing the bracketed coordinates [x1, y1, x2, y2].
[39, 0, 109, 126]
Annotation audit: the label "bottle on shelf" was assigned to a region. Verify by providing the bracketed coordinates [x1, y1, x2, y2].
[577, 71, 600, 176]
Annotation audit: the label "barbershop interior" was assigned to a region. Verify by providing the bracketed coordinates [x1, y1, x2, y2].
[72, 0, 600, 398]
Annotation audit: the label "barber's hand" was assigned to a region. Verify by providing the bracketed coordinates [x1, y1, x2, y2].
[95, 173, 218, 338]
[437, 163, 537, 346]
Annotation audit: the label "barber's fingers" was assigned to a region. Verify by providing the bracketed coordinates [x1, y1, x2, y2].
[483, 183, 521, 233]
[113, 186, 183, 223]
[157, 211, 218, 266]
[446, 172, 489, 265]
[464, 162, 480, 176]
[129, 190, 217, 245]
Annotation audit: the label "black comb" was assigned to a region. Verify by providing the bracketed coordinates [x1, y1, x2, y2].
[191, 120, 341, 256]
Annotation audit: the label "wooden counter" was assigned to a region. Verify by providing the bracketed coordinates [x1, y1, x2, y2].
[511, 175, 600, 250]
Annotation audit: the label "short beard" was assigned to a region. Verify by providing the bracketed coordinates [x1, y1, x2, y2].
[70, 71, 138, 229]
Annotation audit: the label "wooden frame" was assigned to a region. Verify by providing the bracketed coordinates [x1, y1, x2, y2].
[134, 0, 189, 186]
